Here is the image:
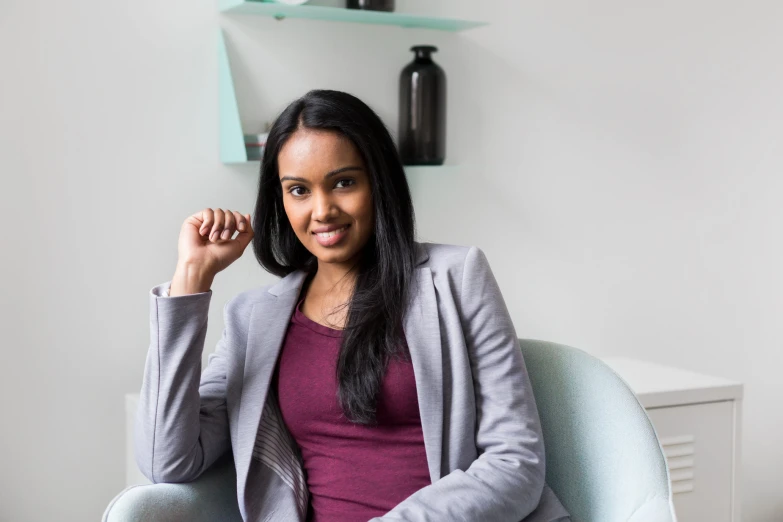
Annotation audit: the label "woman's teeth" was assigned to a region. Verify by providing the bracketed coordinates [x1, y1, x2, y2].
[315, 225, 348, 238]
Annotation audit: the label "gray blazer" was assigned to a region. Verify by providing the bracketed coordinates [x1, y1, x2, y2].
[134, 241, 570, 522]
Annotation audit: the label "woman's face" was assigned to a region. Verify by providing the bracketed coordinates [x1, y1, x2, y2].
[278, 128, 374, 267]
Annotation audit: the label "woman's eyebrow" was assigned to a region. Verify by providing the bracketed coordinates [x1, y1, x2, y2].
[280, 165, 363, 183]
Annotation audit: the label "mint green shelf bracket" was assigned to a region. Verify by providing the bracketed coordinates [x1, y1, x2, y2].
[218, 29, 247, 164]
[218, 1, 487, 31]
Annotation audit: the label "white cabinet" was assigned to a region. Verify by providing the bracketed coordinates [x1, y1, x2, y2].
[601, 357, 743, 522]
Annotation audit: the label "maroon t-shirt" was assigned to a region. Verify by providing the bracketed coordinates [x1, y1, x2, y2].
[272, 292, 431, 522]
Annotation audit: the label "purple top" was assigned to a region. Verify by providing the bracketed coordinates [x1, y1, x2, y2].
[272, 290, 431, 522]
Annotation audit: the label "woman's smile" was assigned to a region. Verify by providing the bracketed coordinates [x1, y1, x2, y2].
[313, 224, 351, 246]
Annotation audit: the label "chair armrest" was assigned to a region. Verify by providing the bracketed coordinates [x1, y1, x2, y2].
[103, 454, 241, 522]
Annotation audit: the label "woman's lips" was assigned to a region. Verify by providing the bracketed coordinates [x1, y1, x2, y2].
[313, 224, 350, 246]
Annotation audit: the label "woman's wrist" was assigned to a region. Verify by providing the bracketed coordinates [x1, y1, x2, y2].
[170, 262, 215, 296]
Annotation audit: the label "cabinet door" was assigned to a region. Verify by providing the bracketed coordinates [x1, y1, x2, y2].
[646, 400, 735, 522]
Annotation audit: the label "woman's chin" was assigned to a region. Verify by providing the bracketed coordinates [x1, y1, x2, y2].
[310, 241, 363, 264]
[314, 247, 353, 263]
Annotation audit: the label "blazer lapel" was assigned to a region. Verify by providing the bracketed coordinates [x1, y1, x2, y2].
[235, 269, 308, 512]
[403, 265, 443, 483]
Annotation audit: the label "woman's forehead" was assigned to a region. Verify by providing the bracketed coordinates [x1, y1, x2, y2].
[278, 130, 363, 174]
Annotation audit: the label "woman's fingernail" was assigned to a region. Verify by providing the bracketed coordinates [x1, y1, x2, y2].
[238, 223, 245, 231]
[221, 230, 230, 239]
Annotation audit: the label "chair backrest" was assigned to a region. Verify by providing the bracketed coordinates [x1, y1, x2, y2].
[519, 339, 677, 522]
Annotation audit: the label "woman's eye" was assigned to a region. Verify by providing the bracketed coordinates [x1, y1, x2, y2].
[289, 179, 353, 197]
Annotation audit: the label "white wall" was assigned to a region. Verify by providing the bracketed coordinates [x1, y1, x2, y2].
[1, 0, 781, 519]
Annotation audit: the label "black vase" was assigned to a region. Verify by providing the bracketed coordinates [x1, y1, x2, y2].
[347, 0, 395, 12]
[398, 45, 446, 166]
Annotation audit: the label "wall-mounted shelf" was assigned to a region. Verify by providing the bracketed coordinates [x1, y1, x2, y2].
[218, 1, 487, 32]
[218, 6, 487, 166]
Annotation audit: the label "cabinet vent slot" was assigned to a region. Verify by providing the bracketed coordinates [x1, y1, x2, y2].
[660, 434, 696, 495]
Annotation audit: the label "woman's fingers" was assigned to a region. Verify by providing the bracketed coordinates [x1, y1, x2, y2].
[235, 212, 254, 248]
[222, 211, 236, 240]
[209, 209, 225, 242]
[194, 208, 251, 243]
[198, 208, 214, 237]
[232, 211, 247, 233]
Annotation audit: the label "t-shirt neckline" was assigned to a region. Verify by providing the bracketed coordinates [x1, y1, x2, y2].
[292, 296, 344, 338]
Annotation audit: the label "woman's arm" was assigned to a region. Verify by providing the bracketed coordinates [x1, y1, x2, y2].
[369, 246, 546, 521]
[134, 282, 232, 484]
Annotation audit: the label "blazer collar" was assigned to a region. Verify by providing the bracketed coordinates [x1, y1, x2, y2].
[267, 241, 430, 297]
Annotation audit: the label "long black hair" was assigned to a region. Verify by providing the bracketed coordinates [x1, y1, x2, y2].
[252, 89, 417, 425]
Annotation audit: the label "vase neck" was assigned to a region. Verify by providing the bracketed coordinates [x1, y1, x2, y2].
[411, 45, 437, 62]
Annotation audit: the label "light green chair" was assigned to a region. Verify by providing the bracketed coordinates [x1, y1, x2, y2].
[522, 340, 676, 522]
[103, 339, 676, 522]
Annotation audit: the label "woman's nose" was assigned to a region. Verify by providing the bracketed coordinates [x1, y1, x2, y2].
[312, 190, 338, 220]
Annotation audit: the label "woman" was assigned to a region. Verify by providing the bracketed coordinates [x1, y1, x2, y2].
[134, 90, 570, 522]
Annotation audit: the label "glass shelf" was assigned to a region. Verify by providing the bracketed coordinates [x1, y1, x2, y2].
[218, 1, 487, 32]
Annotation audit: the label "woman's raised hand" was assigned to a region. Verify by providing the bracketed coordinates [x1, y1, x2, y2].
[169, 208, 254, 296]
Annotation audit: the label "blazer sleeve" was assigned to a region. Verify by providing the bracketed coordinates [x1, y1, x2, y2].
[369, 246, 546, 522]
[133, 281, 232, 484]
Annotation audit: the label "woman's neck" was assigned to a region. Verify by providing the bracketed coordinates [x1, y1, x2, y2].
[311, 261, 358, 297]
